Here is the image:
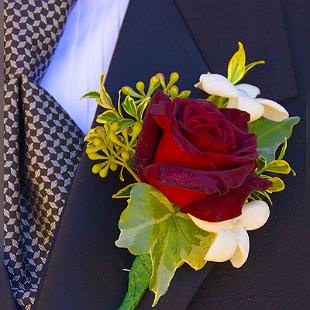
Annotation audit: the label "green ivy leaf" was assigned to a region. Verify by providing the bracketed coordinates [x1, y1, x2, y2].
[227, 42, 246, 84]
[123, 96, 138, 118]
[81, 91, 100, 99]
[249, 117, 300, 162]
[118, 254, 152, 310]
[96, 110, 120, 124]
[116, 184, 215, 307]
[112, 183, 138, 199]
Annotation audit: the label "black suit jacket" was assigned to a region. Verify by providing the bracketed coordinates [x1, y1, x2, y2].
[2, 0, 309, 309]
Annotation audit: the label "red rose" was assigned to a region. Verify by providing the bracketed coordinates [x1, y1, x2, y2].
[135, 91, 271, 222]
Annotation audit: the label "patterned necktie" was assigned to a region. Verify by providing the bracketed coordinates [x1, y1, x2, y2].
[4, 1, 84, 308]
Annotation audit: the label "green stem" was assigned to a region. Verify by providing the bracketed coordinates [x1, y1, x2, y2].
[123, 164, 141, 183]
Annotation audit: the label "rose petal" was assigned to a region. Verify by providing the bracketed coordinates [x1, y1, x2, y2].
[238, 200, 270, 230]
[220, 108, 250, 131]
[255, 98, 289, 122]
[181, 173, 272, 222]
[230, 226, 250, 268]
[141, 161, 256, 200]
[195, 73, 239, 98]
[189, 214, 235, 233]
[135, 91, 170, 171]
[181, 103, 237, 153]
[236, 83, 261, 99]
[205, 229, 238, 262]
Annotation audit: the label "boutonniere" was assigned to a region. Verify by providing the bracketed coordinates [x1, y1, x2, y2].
[83, 42, 299, 309]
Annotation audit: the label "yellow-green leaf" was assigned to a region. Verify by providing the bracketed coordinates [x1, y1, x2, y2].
[266, 177, 285, 193]
[122, 96, 137, 118]
[99, 72, 113, 109]
[227, 42, 246, 84]
[264, 160, 292, 174]
[245, 60, 265, 75]
[81, 91, 100, 100]
[96, 110, 120, 124]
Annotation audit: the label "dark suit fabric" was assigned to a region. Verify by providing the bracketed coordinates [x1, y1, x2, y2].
[3, 0, 309, 309]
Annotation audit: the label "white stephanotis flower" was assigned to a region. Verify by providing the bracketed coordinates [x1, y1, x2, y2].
[195, 73, 289, 122]
[189, 200, 270, 268]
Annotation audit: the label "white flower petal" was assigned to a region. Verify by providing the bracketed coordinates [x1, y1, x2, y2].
[194, 81, 202, 88]
[236, 95, 264, 122]
[205, 229, 237, 262]
[230, 227, 250, 268]
[195, 73, 238, 98]
[238, 200, 270, 231]
[255, 98, 289, 122]
[189, 214, 234, 233]
[227, 97, 238, 108]
[236, 83, 261, 99]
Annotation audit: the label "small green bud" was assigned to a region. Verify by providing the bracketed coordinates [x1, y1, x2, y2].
[131, 122, 143, 143]
[156, 73, 166, 88]
[110, 162, 118, 171]
[147, 76, 160, 96]
[170, 85, 179, 99]
[121, 86, 143, 98]
[108, 131, 122, 146]
[88, 153, 106, 160]
[121, 86, 132, 95]
[93, 138, 103, 147]
[86, 146, 102, 154]
[92, 162, 106, 174]
[167, 72, 179, 89]
[136, 81, 145, 95]
[99, 164, 110, 178]
[150, 76, 160, 86]
[177, 90, 191, 98]
[121, 151, 130, 161]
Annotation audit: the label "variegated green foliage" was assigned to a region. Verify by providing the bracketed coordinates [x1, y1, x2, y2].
[116, 184, 215, 307]
[248, 138, 296, 204]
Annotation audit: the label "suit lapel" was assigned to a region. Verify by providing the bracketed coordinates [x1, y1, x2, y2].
[37, 1, 214, 309]
[175, 0, 298, 102]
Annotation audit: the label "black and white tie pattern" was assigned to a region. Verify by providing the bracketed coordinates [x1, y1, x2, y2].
[4, 1, 84, 308]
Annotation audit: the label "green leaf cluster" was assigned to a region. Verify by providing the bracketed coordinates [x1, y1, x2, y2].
[116, 184, 215, 308]
[83, 72, 191, 183]
[249, 137, 297, 204]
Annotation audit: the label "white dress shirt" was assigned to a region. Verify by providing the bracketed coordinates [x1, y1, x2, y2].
[40, 0, 130, 134]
